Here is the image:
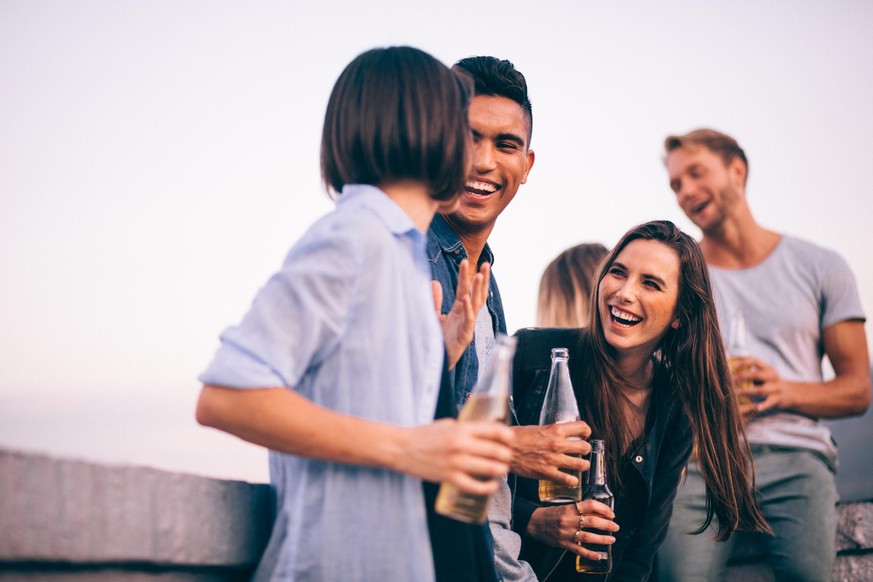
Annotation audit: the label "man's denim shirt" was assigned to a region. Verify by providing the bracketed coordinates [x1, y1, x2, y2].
[426, 214, 507, 409]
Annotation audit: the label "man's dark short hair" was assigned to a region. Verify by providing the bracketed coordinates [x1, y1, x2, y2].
[453, 56, 533, 145]
[664, 128, 749, 182]
[321, 46, 472, 201]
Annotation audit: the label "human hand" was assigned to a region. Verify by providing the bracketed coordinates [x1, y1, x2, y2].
[398, 418, 514, 496]
[433, 259, 490, 370]
[734, 356, 791, 417]
[526, 499, 618, 559]
[510, 421, 591, 482]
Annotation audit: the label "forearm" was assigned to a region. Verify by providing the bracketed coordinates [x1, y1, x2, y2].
[196, 384, 405, 468]
[787, 319, 871, 418]
[783, 373, 871, 418]
[747, 321, 871, 419]
[196, 384, 515, 492]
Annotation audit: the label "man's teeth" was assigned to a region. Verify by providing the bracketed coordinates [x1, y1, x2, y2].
[610, 306, 642, 326]
[465, 180, 498, 194]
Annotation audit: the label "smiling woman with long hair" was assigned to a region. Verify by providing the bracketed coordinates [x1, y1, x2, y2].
[511, 220, 770, 581]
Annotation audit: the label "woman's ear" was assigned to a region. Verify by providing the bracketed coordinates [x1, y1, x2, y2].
[671, 318, 681, 330]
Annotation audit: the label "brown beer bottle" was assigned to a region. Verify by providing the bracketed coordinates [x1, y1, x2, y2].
[538, 347, 583, 502]
[434, 335, 515, 523]
[576, 439, 614, 574]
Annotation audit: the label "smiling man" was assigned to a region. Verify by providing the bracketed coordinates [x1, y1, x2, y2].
[427, 56, 536, 582]
[439, 92, 533, 269]
[429, 56, 535, 408]
[427, 56, 589, 582]
[658, 128, 871, 581]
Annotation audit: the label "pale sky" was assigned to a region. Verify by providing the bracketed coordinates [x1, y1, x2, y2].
[2, 1, 871, 484]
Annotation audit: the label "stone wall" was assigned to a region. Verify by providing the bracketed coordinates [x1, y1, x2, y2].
[0, 449, 272, 580]
[1, 448, 871, 580]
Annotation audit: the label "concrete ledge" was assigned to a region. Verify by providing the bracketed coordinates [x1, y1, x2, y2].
[0, 448, 272, 579]
[1, 448, 870, 580]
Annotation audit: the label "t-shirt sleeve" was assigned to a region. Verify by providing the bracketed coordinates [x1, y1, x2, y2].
[820, 249, 865, 329]
[199, 221, 358, 390]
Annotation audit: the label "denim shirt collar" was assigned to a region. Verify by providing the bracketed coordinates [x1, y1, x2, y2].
[426, 214, 496, 268]
[426, 213, 506, 410]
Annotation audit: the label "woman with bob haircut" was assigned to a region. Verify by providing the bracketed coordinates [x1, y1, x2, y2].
[196, 46, 513, 582]
[511, 220, 770, 581]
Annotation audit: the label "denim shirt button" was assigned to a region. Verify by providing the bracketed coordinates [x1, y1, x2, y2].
[635, 455, 644, 463]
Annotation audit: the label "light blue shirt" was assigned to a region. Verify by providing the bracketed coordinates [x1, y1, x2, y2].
[200, 184, 443, 581]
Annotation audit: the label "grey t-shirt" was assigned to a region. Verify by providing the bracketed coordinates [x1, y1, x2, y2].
[475, 301, 497, 379]
[476, 303, 538, 581]
[709, 235, 865, 462]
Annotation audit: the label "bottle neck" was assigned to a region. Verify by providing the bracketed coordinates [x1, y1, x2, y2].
[474, 336, 516, 398]
[589, 444, 606, 486]
[540, 355, 579, 424]
[551, 358, 569, 379]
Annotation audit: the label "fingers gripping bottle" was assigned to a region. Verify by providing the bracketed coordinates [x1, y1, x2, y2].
[576, 439, 614, 574]
[538, 347, 583, 502]
[435, 334, 516, 523]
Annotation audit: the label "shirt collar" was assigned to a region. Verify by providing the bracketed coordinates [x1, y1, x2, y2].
[338, 184, 418, 237]
[427, 214, 496, 267]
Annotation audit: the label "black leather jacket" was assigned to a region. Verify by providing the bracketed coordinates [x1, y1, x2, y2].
[510, 328, 693, 582]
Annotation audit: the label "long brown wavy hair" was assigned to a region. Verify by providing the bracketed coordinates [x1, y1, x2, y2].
[578, 220, 770, 540]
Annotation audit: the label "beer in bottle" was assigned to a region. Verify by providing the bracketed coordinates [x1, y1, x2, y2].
[727, 310, 753, 406]
[538, 347, 582, 502]
[576, 439, 614, 574]
[435, 334, 515, 523]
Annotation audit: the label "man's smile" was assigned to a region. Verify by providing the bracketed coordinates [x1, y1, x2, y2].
[686, 198, 710, 219]
[464, 179, 500, 197]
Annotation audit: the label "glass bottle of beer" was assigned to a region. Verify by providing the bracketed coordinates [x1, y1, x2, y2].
[727, 310, 753, 406]
[435, 334, 516, 524]
[538, 347, 582, 502]
[576, 439, 614, 574]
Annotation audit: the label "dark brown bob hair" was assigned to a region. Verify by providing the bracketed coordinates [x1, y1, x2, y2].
[321, 46, 472, 201]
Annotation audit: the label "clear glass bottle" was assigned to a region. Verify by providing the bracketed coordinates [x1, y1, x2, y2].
[576, 439, 614, 574]
[727, 310, 753, 405]
[537, 347, 582, 503]
[434, 334, 515, 524]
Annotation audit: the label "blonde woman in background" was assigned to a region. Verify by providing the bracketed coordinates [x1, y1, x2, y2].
[537, 243, 608, 327]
